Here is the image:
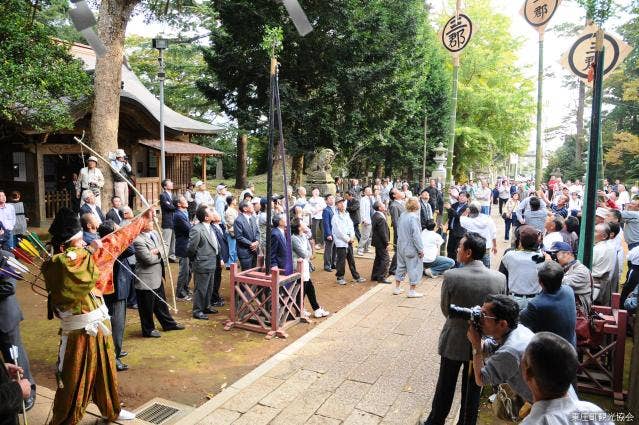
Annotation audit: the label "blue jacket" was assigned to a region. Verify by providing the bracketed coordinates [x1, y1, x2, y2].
[270, 228, 288, 269]
[173, 210, 192, 258]
[107, 245, 135, 301]
[520, 284, 577, 346]
[212, 222, 229, 264]
[160, 191, 176, 229]
[322, 206, 334, 240]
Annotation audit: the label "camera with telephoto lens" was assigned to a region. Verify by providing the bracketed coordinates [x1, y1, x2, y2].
[531, 250, 557, 264]
[448, 304, 482, 329]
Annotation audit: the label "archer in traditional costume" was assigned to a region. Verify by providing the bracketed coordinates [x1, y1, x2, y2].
[44, 207, 153, 424]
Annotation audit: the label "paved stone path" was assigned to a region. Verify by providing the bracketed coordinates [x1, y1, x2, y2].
[179, 278, 459, 425]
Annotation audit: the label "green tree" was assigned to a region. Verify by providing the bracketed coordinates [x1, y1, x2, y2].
[198, 0, 451, 183]
[0, 0, 92, 130]
[450, 0, 536, 180]
[544, 135, 586, 182]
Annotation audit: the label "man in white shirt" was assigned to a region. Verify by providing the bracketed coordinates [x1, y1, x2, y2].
[421, 221, 454, 277]
[194, 181, 214, 208]
[521, 332, 613, 425]
[0, 190, 16, 250]
[307, 188, 326, 249]
[459, 202, 497, 267]
[357, 186, 374, 255]
[79, 156, 105, 206]
[475, 180, 492, 215]
[592, 223, 618, 306]
[542, 216, 564, 249]
[110, 149, 132, 206]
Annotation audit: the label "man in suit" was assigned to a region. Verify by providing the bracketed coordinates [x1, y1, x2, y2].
[79, 190, 105, 224]
[371, 201, 391, 283]
[0, 252, 35, 411]
[419, 189, 433, 229]
[423, 232, 506, 425]
[173, 196, 193, 301]
[210, 212, 228, 307]
[134, 220, 184, 337]
[357, 187, 374, 256]
[105, 196, 123, 225]
[160, 179, 177, 262]
[425, 178, 443, 219]
[388, 188, 406, 275]
[270, 214, 289, 269]
[234, 200, 259, 270]
[345, 190, 361, 242]
[445, 190, 469, 262]
[187, 205, 220, 320]
[322, 194, 336, 272]
[520, 260, 577, 346]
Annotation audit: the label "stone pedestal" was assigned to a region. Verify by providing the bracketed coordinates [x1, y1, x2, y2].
[304, 149, 337, 196]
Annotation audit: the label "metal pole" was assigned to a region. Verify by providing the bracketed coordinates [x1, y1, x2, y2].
[534, 32, 544, 189]
[578, 31, 605, 269]
[158, 48, 166, 181]
[444, 55, 459, 194]
[422, 115, 428, 189]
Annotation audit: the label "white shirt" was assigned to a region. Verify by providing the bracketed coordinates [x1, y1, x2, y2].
[195, 190, 214, 207]
[79, 167, 104, 190]
[592, 240, 617, 279]
[618, 190, 630, 208]
[421, 230, 444, 263]
[331, 211, 354, 248]
[360, 196, 372, 224]
[543, 231, 563, 249]
[0, 203, 16, 231]
[521, 396, 614, 425]
[308, 196, 326, 220]
[460, 214, 496, 248]
[475, 187, 492, 206]
[568, 197, 582, 212]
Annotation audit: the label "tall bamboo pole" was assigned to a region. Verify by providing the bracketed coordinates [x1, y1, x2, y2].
[444, 55, 459, 193]
[534, 32, 544, 189]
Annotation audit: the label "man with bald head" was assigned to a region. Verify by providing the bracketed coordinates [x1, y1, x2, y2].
[592, 223, 617, 306]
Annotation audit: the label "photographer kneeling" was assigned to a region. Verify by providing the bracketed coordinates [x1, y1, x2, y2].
[467, 294, 534, 415]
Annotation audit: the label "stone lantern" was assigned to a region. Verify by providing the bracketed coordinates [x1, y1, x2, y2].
[431, 142, 447, 181]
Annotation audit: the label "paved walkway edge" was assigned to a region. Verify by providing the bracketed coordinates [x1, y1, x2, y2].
[174, 283, 387, 425]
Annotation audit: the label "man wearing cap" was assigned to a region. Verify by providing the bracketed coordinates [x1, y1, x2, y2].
[110, 149, 132, 207]
[550, 241, 593, 313]
[215, 184, 228, 223]
[331, 196, 366, 285]
[79, 156, 105, 206]
[194, 181, 213, 208]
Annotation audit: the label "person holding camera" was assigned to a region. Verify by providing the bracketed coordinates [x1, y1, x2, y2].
[467, 295, 534, 410]
[498, 225, 542, 310]
[423, 232, 506, 425]
[79, 156, 105, 206]
[110, 149, 132, 206]
[521, 332, 612, 424]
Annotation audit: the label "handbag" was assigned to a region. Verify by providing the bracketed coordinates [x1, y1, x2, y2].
[501, 212, 509, 220]
[491, 384, 523, 422]
[575, 275, 605, 347]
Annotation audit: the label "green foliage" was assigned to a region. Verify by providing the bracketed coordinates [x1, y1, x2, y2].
[198, 0, 451, 179]
[574, 0, 615, 25]
[544, 135, 586, 182]
[449, 0, 536, 180]
[261, 26, 284, 58]
[126, 34, 218, 120]
[0, 0, 92, 131]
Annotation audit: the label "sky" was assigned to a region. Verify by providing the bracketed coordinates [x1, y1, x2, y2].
[127, 0, 634, 155]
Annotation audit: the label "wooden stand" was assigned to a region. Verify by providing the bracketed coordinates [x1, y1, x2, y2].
[224, 258, 308, 339]
[577, 293, 628, 406]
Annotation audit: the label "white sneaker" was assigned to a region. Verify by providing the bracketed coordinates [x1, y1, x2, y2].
[117, 409, 136, 420]
[337, 279, 346, 285]
[392, 287, 404, 295]
[357, 250, 364, 256]
[314, 308, 330, 318]
[407, 290, 424, 298]
[424, 268, 433, 278]
[302, 310, 311, 318]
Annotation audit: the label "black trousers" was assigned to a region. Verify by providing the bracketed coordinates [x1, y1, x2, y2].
[498, 198, 507, 215]
[335, 245, 360, 280]
[104, 296, 126, 357]
[425, 356, 481, 425]
[389, 232, 399, 275]
[371, 245, 390, 281]
[304, 280, 320, 311]
[0, 324, 35, 393]
[447, 233, 463, 262]
[239, 254, 257, 271]
[210, 255, 223, 304]
[354, 223, 361, 242]
[136, 283, 178, 336]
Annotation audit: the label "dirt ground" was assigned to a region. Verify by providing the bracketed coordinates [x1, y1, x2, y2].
[18, 251, 378, 409]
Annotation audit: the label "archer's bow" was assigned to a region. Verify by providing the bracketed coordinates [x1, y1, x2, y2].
[73, 133, 178, 311]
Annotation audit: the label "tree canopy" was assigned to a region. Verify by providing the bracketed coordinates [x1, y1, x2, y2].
[0, 0, 92, 131]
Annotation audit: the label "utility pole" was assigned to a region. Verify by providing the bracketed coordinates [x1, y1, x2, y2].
[421, 115, 428, 189]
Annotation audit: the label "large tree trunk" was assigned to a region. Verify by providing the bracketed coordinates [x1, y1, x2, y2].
[91, 0, 139, 210]
[576, 80, 585, 162]
[374, 163, 383, 179]
[235, 133, 248, 189]
[290, 153, 304, 189]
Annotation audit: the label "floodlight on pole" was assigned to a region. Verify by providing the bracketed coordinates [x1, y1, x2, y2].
[153, 37, 168, 180]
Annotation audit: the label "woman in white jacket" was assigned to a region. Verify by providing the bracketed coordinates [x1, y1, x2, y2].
[291, 219, 329, 318]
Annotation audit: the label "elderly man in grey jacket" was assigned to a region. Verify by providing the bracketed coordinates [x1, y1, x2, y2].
[393, 197, 424, 298]
[423, 232, 506, 425]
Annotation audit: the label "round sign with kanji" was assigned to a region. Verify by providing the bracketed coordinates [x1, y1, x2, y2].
[560, 25, 633, 84]
[521, 0, 561, 30]
[440, 13, 473, 54]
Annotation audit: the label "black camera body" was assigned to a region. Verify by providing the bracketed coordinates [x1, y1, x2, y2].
[448, 304, 482, 329]
[532, 250, 557, 264]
